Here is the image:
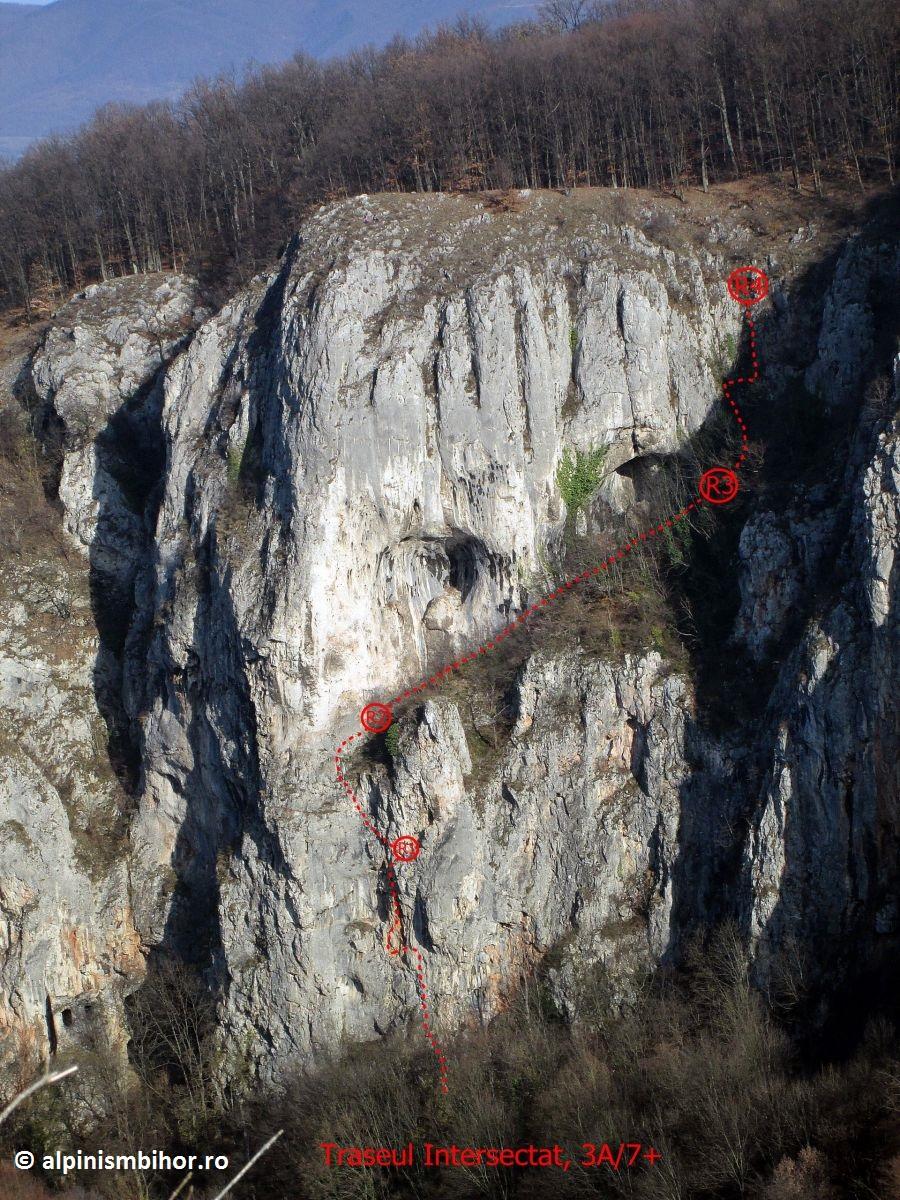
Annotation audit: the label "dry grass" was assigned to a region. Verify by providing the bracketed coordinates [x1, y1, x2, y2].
[251, 927, 900, 1200]
[481, 189, 526, 214]
[0, 1164, 77, 1199]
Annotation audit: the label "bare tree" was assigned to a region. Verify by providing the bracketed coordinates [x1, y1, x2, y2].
[0, 0, 896, 312]
[538, 0, 603, 29]
[0, 1065, 79, 1126]
[128, 959, 221, 1141]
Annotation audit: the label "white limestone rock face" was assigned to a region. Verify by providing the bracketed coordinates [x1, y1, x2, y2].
[732, 506, 835, 661]
[211, 650, 694, 1064]
[803, 237, 893, 408]
[742, 423, 900, 966]
[141, 209, 733, 744]
[3, 194, 897, 1086]
[31, 274, 200, 556]
[126, 200, 742, 1074]
[0, 274, 199, 1073]
[127, 202, 899, 1079]
[29, 273, 204, 773]
[0, 526, 143, 1072]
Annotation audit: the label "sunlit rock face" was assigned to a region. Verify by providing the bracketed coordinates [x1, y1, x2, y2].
[127, 197, 734, 1073]
[3, 193, 897, 1084]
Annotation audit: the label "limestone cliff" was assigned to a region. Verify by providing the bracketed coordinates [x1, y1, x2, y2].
[0, 274, 200, 1069]
[1, 190, 897, 1086]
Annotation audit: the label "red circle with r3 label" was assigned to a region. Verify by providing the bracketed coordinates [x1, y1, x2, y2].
[726, 266, 769, 306]
[699, 467, 740, 505]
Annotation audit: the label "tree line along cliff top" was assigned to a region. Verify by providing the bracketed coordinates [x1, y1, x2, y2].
[0, 0, 895, 321]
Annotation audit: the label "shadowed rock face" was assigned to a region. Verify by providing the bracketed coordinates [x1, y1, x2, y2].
[0, 274, 200, 1070]
[1, 192, 897, 1084]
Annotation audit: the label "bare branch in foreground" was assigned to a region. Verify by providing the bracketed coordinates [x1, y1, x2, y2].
[166, 1170, 194, 1200]
[0, 1064, 79, 1126]
[210, 1129, 283, 1200]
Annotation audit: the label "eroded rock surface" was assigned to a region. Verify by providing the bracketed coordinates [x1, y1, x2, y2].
[0, 274, 199, 1070]
[1, 193, 897, 1085]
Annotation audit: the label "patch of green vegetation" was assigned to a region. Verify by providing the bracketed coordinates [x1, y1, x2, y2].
[220, 430, 266, 557]
[556, 444, 608, 519]
[660, 518, 694, 568]
[708, 329, 738, 380]
[568, 325, 578, 355]
[384, 722, 401, 758]
[227, 437, 246, 486]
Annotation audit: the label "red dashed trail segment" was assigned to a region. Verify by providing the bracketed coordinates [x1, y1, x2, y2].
[333, 266, 770, 1095]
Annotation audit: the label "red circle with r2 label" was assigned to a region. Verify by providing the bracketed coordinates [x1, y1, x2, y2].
[360, 702, 393, 733]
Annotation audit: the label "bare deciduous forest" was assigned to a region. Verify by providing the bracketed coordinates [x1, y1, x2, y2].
[0, 0, 896, 316]
[3, 933, 900, 1199]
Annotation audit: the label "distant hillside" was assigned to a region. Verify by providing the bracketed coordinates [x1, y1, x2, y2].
[0, 0, 538, 158]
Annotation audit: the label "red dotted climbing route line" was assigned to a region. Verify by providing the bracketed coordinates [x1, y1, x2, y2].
[333, 266, 769, 1095]
[335, 731, 450, 1092]
[385, 862, 449, 1090]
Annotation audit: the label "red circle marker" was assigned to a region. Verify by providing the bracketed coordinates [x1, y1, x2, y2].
[391, 835, 421, 862]
[726, 266, 769, 306]
[699, 467, 740, 505]
[360, 701, 393, 733]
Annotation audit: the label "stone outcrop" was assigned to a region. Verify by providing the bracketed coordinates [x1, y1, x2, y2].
[0, 275, 199, 1071]
[1, 192, 897, 1086]
[741, 352, 900, 984]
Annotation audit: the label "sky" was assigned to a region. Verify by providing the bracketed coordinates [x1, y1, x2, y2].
[1, 0, 538, 159]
